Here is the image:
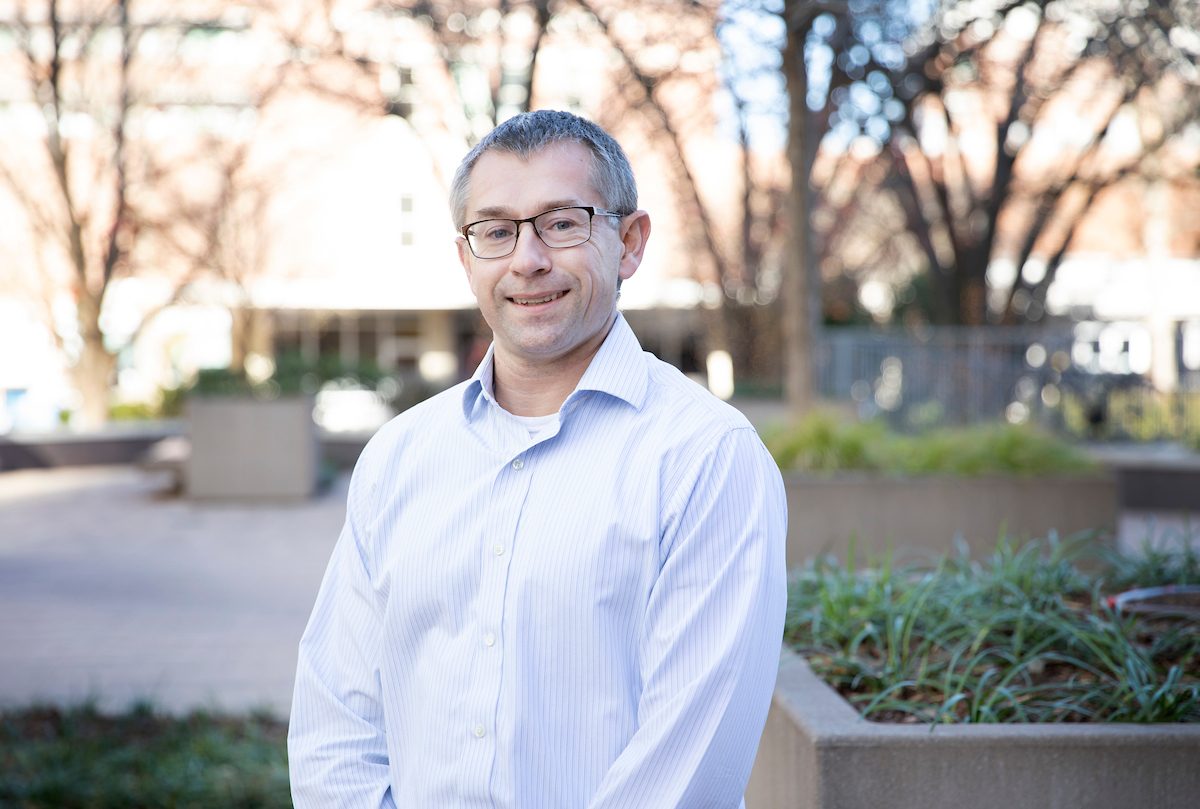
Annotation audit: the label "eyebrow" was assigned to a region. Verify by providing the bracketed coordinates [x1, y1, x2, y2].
[470, 199, 587, 220]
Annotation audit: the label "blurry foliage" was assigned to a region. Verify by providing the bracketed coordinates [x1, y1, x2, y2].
[270, 351, 391, 396]
[159, 386, 186, 419]
[1059, 387, 1200, 447]
[107, 351, 435, 421]
[190, 368, 258, 398]
[109, 387, 186, 421]
[0, 701, 291, 808]
[767, 410, 1097, 475]
[787, 536, 1200, 724]
[180, 352, 438, 419]
[107, 402, 161, 422]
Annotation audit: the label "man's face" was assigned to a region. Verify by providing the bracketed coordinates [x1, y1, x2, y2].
[456, 141, 646, 371]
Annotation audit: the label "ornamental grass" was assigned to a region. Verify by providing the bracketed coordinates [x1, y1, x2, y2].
[785, 534, 1200, 725]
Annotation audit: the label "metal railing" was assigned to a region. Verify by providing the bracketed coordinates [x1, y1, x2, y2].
[816, 326, 1200, 442]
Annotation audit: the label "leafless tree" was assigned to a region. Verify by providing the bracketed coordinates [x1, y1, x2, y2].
[0, 1, 302, 425]
[796, 0, 1200, 327]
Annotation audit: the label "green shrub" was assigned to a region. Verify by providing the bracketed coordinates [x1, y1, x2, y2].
[0, 702, 292, 807]
[158, 385, 186, 418]
[1060, 388, 1200, 444]
[767, 411, 886, 471]
[108, 387, 187, 421]
[108, 402, 159, 422]
[766, 411, 1097, 476]
[180, 353, 425, 410]
[786, 536, 1200, 725]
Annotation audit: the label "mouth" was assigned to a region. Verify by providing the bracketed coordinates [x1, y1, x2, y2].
[509, 291, 567, 306]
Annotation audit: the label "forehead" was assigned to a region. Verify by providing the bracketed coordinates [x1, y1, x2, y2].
[465, 141, 600, 219]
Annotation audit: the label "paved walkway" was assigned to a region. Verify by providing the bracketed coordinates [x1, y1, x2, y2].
[0, 465, 346, 717]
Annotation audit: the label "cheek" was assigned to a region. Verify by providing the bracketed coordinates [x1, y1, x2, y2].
[466, 268, 493, 301]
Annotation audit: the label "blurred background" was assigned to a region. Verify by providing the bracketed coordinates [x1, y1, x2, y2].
[0, 0, 1196, 444]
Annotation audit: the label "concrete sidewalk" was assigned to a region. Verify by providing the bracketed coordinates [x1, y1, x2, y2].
[0, 465, 346, 717]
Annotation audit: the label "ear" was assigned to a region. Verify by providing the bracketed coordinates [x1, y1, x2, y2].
[456, 236, 477, 294]
[616, 210, 651, 282]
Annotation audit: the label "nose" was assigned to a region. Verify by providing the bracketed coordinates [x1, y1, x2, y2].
[507, 221, 551, 275]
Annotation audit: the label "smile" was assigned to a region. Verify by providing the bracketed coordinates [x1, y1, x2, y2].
[511, 291, 566, 305]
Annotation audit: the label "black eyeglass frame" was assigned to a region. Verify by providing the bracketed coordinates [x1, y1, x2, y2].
[460, 206, 626, 259]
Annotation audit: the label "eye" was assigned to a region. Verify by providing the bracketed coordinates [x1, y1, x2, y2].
[539, 210, 587, 231]
[481, 222, 514, 240]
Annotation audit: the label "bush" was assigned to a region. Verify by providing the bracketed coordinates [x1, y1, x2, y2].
[108, 402, 159, 422]
[766, 411, 1097, 476]
[182, 353, 429, 412]
[190, 368, 256, 398]
[0, 702, 292, 807]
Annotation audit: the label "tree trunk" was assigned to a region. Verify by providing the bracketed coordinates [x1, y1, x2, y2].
[782, 7, 813, 420]
[74, 289, 115, 429]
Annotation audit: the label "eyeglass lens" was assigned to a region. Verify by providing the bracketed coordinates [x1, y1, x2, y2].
[468, 207, 593, 258]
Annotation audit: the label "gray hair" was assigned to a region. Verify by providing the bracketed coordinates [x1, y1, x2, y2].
[449, 110, 637, 230]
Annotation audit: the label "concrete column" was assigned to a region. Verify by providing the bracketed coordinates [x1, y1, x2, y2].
[231, 307, 276, 377]
[300, 313, 318, 364]
[230, 307, 250, 372]
[661, 310, 684, 369]
[1145, 181, 1176, 392]
[376, 312, 397, 371]
[339, 313, 359, 368]
[418, 310, 458, 384]
[1149, 316, 1178, 392]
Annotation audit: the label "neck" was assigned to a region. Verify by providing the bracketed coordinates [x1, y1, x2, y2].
[491, 315, 616, 417]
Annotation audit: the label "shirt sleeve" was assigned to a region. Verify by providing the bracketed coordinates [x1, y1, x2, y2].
[585, 427, 788, 808]
[288, 466, 397, 809]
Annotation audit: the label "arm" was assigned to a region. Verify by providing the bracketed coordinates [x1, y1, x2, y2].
[288, 467, 397, 809]
[587, 428, 788, 808]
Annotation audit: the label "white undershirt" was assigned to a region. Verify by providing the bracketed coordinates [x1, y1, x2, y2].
[512, 412, 559, 441]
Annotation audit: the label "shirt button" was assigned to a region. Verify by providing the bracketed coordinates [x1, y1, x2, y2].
[494, 544, 504, 556]
[485, 633, 495, 646]
[512, 458, 523, 470]
[474, 724, 486, 738]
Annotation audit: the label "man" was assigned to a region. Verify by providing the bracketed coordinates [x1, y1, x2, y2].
[289, 110, 786, 808]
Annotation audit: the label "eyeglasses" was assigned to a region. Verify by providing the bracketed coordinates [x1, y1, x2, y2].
[461, 206, 624, 259]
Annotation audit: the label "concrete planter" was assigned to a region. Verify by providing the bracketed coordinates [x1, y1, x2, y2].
[783, 474, 1116, 565]
[0, 422, 182, 470]
[186, 395, 317, 499]
[746, 646, 1200, 809]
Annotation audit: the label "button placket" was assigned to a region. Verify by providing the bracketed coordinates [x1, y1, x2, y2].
[467, 443, 532, 761]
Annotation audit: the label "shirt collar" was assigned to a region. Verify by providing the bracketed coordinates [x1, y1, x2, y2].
[571, 312, 648, 410]
[461, 311, 648, 421]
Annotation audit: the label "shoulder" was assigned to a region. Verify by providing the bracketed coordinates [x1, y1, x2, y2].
[631, 351, 778, 488]
[639, 351, 755, 440]
[634, 354, 786, 548]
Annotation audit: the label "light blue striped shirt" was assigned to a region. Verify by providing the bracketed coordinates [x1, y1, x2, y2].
[289, 314, 787, 808]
